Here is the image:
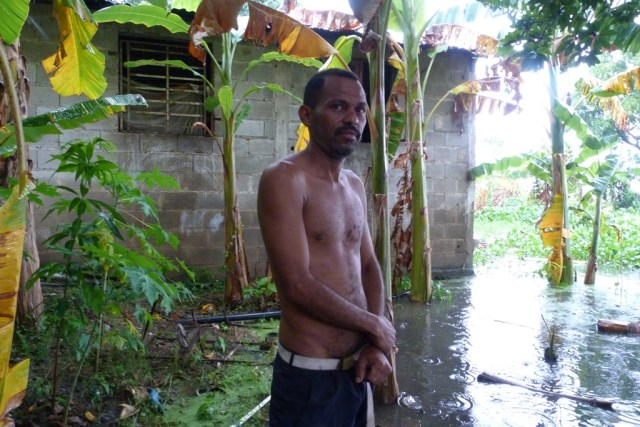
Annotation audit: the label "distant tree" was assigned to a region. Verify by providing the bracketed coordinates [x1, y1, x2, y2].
[478, 0, 640, 285]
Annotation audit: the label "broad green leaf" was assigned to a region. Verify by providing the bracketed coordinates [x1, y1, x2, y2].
[244, 52, 322, 76]
[470, 154, 533, 178]
[591, 155, 619, 197]
[0, 94, 148, 156]
[218, 86, 233, 119]
[93, 5, 189, 34]
[204, 95, 220, 112]
[125, 59, 204, 79]
[42, 0, 107, 99]
[171, 0, 201, 12]
[136, 169, 180, 190]
[234, 104, 251, 130]
[324, 35, 359, 70]
[387, 111, 404, 158]
[553, 103, 603, 150]
[0, 0, 30, 44]
[242, 83, 301, 103]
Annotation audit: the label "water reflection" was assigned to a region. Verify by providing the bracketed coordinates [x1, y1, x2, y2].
[375, 265, 640, 426]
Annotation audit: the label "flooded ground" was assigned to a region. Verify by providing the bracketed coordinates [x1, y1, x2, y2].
[375, 262, 640, 426]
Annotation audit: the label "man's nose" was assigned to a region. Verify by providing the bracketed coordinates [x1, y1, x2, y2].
[343, 107, 360, 124]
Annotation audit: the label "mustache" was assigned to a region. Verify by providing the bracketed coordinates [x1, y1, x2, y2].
[335, 125, 361, 139]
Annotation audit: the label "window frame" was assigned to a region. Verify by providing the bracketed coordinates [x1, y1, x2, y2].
[119, 36, 214, 135]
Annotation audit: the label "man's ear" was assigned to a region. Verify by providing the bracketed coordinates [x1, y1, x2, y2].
[298, 105, 312, 126]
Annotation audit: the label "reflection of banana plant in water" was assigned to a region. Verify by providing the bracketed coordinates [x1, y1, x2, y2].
[96, 0, 338, 305]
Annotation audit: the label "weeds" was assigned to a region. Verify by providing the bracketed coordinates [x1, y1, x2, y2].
[20, 137, 192, 423]
[474, 199, 640, 270]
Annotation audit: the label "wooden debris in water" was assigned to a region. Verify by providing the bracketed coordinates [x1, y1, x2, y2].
[597, 319, 640, 334]
[477, 372, 616, 410]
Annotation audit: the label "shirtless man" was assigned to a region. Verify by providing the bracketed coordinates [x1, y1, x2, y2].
[257, 69, 396, 426]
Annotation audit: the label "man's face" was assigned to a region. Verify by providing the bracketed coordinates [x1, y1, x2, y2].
[300, 76, 367, 159]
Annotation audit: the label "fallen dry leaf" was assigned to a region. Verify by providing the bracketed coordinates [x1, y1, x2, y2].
[119, 403, 139, 420]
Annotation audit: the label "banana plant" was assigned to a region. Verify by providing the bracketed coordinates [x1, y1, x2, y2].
[0, 30, 30, 426]
[96, 0, 338, 304]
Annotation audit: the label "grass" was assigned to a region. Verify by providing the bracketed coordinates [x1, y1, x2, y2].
[10, 287, 279, 426]
[474, 197, 640, 271]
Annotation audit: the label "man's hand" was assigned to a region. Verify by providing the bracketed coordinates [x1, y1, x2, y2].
[369, 316, 396, 355]
[354, 346, 392, 385]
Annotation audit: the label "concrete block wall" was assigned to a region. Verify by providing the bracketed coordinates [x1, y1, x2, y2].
[21, 4, 475, 280]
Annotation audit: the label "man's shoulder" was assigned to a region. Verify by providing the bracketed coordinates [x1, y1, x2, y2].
[264, 155, 300, 175]
[341, 168, 364, 187]
[261, 155, 305, 189]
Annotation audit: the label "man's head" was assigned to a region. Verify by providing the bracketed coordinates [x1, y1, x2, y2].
[303, 69, 362, 108]
[299, 69, 367, 159]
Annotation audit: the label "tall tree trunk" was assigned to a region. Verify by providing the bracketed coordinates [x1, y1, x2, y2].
[220, 33, 249, 306]
[548, 62, 573, 285]
[584, 195, 602, 285]
[368, 0, 399, 404]
[222, 117, 249, 306]
[0, 39, 43, 324]
[405, 22, 432, 303]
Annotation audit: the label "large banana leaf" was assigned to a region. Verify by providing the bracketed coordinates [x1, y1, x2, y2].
[0, 178, 32, 424]
[0, 94, 147, 156]
[244, 2, 337, 59]
[575, 67, 640, 131]
[42, 0, 107, 99]
[93, 5, 189, 34]
[589, 66, 640, 97]
[591, 155, 620, 198]
[171, 0, 201, 12]
[0, 0, 30, 44]
[538, 194, 565, 285]
[188, 0, 248, 62]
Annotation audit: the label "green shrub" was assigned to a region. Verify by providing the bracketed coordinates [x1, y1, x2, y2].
[475, 198, 640, 270]
[27, 137, 193, 415]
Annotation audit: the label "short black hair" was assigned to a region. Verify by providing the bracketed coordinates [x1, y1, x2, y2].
[303, 69, 362, 108]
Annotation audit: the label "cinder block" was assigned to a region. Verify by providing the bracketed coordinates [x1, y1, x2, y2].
[140, 152, 192, 173]
[178, 135, 214, 154]
[248, 138, 276, 157]
[194, 155, 215, 174]
[140, 134, 178, 153]
[195, 192, 224, 210]
[158, 191, 198, 210]
[236, 120, 265, 138]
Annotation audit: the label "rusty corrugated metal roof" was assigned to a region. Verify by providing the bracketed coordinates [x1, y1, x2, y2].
[288, 8, 497, 56]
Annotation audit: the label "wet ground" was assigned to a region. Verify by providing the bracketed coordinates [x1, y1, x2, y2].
[375, 261, 640, 426]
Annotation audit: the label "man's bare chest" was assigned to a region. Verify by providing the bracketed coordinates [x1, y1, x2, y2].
[303, 187, 364, 246]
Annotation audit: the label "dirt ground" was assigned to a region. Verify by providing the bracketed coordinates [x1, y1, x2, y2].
[11, 290, 280, 426]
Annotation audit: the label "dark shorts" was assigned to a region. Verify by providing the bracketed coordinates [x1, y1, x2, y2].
[269, 353, 372, 426]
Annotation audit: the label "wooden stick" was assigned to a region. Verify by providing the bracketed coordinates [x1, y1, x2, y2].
[597, 319, 640, 334]
[477, 372, 615, 410]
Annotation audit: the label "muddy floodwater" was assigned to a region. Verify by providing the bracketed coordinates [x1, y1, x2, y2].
[375, 262, 640, 427]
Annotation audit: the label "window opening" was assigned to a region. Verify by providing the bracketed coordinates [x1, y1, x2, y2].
[120, 37, 212, 135]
